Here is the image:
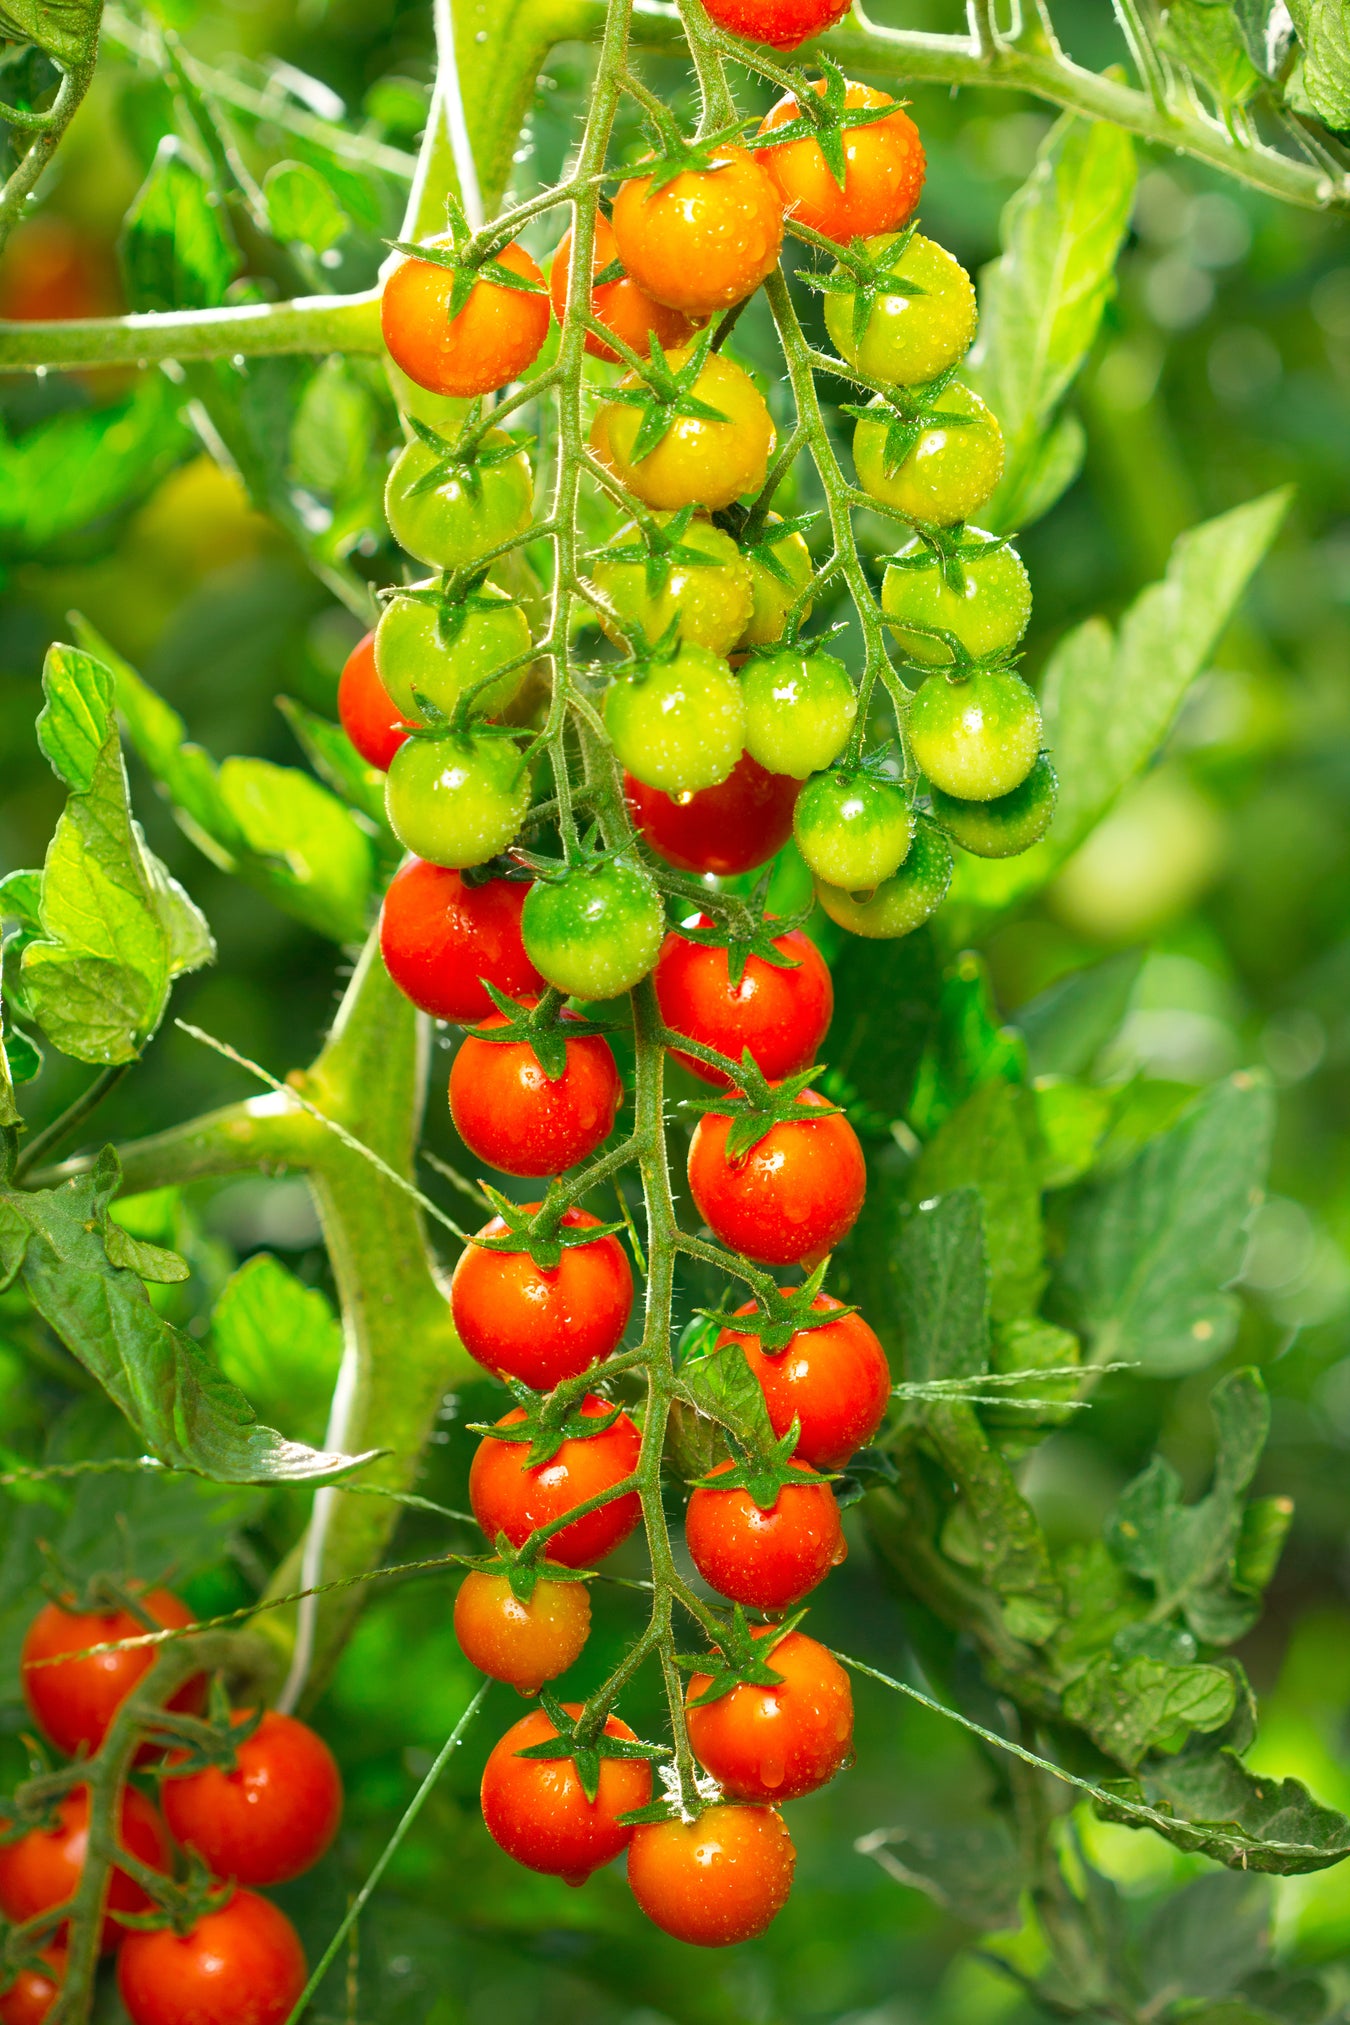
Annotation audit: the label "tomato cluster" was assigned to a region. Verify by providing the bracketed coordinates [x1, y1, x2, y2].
[3, 1588, 342, 2024]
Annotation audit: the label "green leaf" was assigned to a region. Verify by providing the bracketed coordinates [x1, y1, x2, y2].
[1063, 1651, 1237, 1769]
[858, 1821, 1022, 1930]
[120, 135, 239, 313]
[211, 1253, 344, 1449]
[1160, 0, 1264, 105]
[892, 1188, 989, 1383]
[264, 158, 351, 254]
[1285, 0, 1350, 126]
[1141, 1872, 1273, 2007]
[0, 376, 191, 560]
[277, 695, 391, 829]
[1017, 951, 1143, 1079]
[826, 928, 939, 1127]
[1034, 1080, 1115, 1190]
[1112, 1746, 1350, 1875]
[911, 1081, 1045, 1324]
[985, 1315, 1081, 1434]
[0, 0, 100, 66]
[102, 1224, 191, 1285]
[289, 356, 380, 506]
[908, 950, 1026, 1140]
[680, 1340, 780, 1456]
[928, 1399, 1062, 1643]
[1057, 1074, 1273, 1374]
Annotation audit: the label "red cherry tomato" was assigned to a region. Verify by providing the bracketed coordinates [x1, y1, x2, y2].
[757, 82, 925, 242]
[718, 1295, 889, 1468]
[0, 1786, 168, 1952]
[337, 631, 415, 771]
[627, 1805, 796, 1945]
[116, 1888, 306, 2025]
[697, 0, 853, 48]
[380, 861, 542, 1022]
[549, 213, 696, 363]
[480, 1703, 652, 1884]
[21, 1590, 203, 1762]
[451, 1205, 633, 1387]
[469, 1396, 642, 1567]
[381, 240, 551, 399]
[654, 917, 832, 1088]
[686, 1627, 854, 1801]
[449, 1012, 622, 1177]
[687, 1088, 866, 1265]
[625, 756, 799, 876]
[160, 1710, 342, 1887]
[0, 1947, 64, 2025]
[453, 1571, 592, 1691]
[684, 1461, 845, 1608]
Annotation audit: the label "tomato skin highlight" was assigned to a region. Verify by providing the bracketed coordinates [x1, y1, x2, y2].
[625, 757, 799, 876]
[686, 1628, 854, 1801]
[685, 1462, 846, 1609]
[385, 732, 531, 871]
[116, 1888, 307, 2025]
[337, 631, 415, 771]
[380, 862, 542, 1023]
[480, 1704, 651, 1882]
[881, 528, 1031, 669]
[740, 645, 857, 779]
[21, 1590, 202, 1761]
[757, 83, 925, 242]
[454, 1572, 592, 1691]
[382, 240, 551, 398]
[449, 1015, 622, 1177]
[628, 1805, 796, 1945]
[699, 0, 853, 47]
[792, 769, 913, 891]
[590, 515, 753, 657]
[719, 1296, 890, 1468]
[469, 1396, 642, 1567]
[160, 1710, 342, 1888]
[0, 1947, 65, 2025]
[0, 1786, 169, 1953]
[852, 382, 1005, 529]
[611, 149, 783, 319]
[549, 214, 696, 362]
[654, 919, 832, 1088]
[451, 1205, 634, 1387]
[687, 1088, 866, 1266]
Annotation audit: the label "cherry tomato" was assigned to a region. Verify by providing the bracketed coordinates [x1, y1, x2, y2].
[160, 1710, 342, 1887]
[337, 631, 414, 771]
[852, 383, 1005, 528]
[374, 581, 531, 721]
[21, 1590, 202, 1761]
[385, 730, 531, 870]
[449, 1013, 622, 1177]
[757, 83, 924, 242]
[741, 646, 857, 779]
[685, 1461, 845, 1609]
[592, 350, 774, 512]
[814, 818, 952, 937]
[688, 1088, 866, 1266]
[480, 1704, 651, 1883]
[738, 516, 815, 649]
[0, 217, 114, 322]
[686, 1628, 853, 1800]
[625, 755, 799, 876]
[381, 240, 551, 399]
[0, 1946, 64, 2025]
[549, 212, 697, 363]
[881, 531, 1031, 670]
[906, 666, 1042, 802]
[380, 861, 541, 1022]
[470, 1397, 642, 1567]
[823, 233, 975, 386]
[792, 768, 913, 890]
[699, 0, 853, 47]
[931, 752, 1057, 858]
[605, 645, 745, 794]
[451, 1204, 634, 1386]
[654, 917, 832, 1088]
[454, 1572, 592, 1691]
[385, 428, 533, 571]
[718, 1296, 889, 1467]
[611, 149, 783, 318]
[0, 1786, 168, 1953]
[116, 1888, 306, 2025]
[590, 515, 753, 656]
[628, 1804, 795, 1945]
[522, 860, 664, 999]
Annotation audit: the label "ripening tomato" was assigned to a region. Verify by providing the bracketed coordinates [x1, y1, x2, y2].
[116, 1889, 306, 2025]
[814, 818, 952, 938]
[21, 1590, 202, 1761]
[740, 646, 857, 780]
[590, 515, 754, 657]
[906, 667, 1043, 802]
[686, 1628, 854, 1801]
[930, 752, 1057, 858]
[451, 1205, 634, 1386]
[685, 1462, 846, 1609]
[699, 0, 853, 47]
[0, 1946, 64, 2025]
[757, 83, 925, 242]
[470, 1397, 643, 1567]
[161, 1711, 342, 1887]
[385, 731, 532, 870]
[739, 516, 815, 649]
[628, 1805, 796, 1945]
[449, 1013, 622, 1177]
[824, 233, 976, 387]
[612, 149, 783, 318]
[792, 768, 913, 891]
[604, 646, 746, 794]
[380, 861, 542, 1023]
[592, 350, 774, 512]
[454, 1572, 592, 1691]
[480, 1704, 651, 1883]
[718, 1296, 889, 1467]
[654, 918, 832, 1088]
[881, 530, 1031, 670]
[382, 240, 551, 399]
[385, 428, 533, 572]
[374, 581, 531, 722]
[549, 212, 697, 362]
[0, 1786, 168, 1952]
[687, 1088, 866, 1266]
[521, 860, 665, 1000]
[337, 632, 415, 771]
[625, 756, 799, 876]
[852, 383, 1005, 528]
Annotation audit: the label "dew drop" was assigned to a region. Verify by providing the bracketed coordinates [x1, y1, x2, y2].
[759, 1756, 785, 1790]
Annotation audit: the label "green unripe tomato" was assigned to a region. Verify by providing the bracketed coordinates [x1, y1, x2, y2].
[739, 518, 814, 649]
[824, 233, 977, 388]
[604, 646, 746, 794]
[853, 384, 1004, 528]
[385, 428, 534, 571]
[385, 730, 531, 868]
[522, 860, 664, 1000]
[931, 752, 1057, 858]
[590, 517, 753, 656]
[793, 768, 912, 890]
[741, 647, 857, 780]
[881, 531, 1031, 670]
[907, 665, 1042, 801]
[815, 820, 953, 938]
[375, 581, 532, 721]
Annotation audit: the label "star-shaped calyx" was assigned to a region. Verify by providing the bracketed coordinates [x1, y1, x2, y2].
[388, 191, 548, 324]
[800, 222, 930, 356]
[511, 1687, 671, 1804]
[403, 403, 531, 506]
[683, 1056, 842, 1163]
[842, 365, 975, 478]
[378, 567, 508, 651]
[627, 114, 753, 197]
[882, 522, 1019, 600]
[690, 1420, 834, 1511]
[462, 983, 613, 1084]
[470, 1179, 627, 1274]
[458, 1534, 599, 1605]
[469, 1376, 627, 1469]
[600, 326, 730, 463]
[588, 505, 723, 600]
[697, 1257, 856, 1355]
[677, 1605, 808, 1707]
[754, 57, 907, 192]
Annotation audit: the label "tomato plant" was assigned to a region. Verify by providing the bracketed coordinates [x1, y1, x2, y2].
[468, 1397, 643, 1565]
[611, 148, 784, 318]
[548, 212, 696, 362]
[453, 1572, 592, 1691]
[448, 1012, 622, 1175]
[0, 1787, 168, 1951]
[21, 1593, 202, 1760]
[717, 1294, 891, 1467]
[378, 861, 542, 1022]
[627, 1806, 797, 1945]
[479, 1705, 652, 1883]
[381, 240, 551, 399]
[654, 917, 833, 1086]
[757, 81, 925, 243]
[336, 631, 414, 771]
[685, 1627, 854, 1801]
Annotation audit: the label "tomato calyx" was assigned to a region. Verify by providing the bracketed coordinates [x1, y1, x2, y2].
[677, 1605, 806, 1707]
[462, 985, 612, 1081]
[799, 221, 927, 348]
[881, 521, 1020, 600]
[586, 504, 722, 598]
[512, 1688, 670, 1803]
[842, 367, 976, 481]
[668, 896, 814, 990]
[623, 116, 754, 197]
[148, 1676, 261, 1776]
[107, 1848, 229, 1941]
[470, 1380, 628, 1467]
[702, 1259, 857, 1354]
[459, 1538, 598, 1605]
[689, 1423, 833, 1510]
[387, 191, 550, 323]
[402, 408, 531, 507]
[470, 1180, 627, 1272]
[682, 1062, 840, 1163]
[757, 60, 911, 190]
[597, 327, 730, 462]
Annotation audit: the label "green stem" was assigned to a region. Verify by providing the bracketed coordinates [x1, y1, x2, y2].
[0, 290, 382, 374]
[0, 52, 99, 258]
[14, 1064, 129, 1181]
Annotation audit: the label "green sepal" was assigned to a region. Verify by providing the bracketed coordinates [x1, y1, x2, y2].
[459, 1535, 599, 1604]
[589, 505, 723, 600]
[404, 408, 529, 505]
[105, 1850, 231, 1940]
[512, 1687, 671, 1804]
[753, 57, 905, 190]
[690, 1423, 835, 1511]
[149, 1678, 265, 1777]
[470, 1377, 627, 1468]
[462, 984, 611, 1083]
[699, 1258, 854, 1354]
[600, 328, 730, 463]
[798, 222, 926, 352]
[681, 1058, 840, 1162]
[843, 367, 971, 478]
[880, 523, 1017, 598]
[832, 1444, 900, 1510]
[677, 1604, 806, 1707]
[631, 117, 753, 198]
[669, 894, 813, 991]
[736, 509, 820, 586]
[469, 1179, 627, 1273]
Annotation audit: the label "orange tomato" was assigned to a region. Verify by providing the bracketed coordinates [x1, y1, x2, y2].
[611, 149, 783, 318]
